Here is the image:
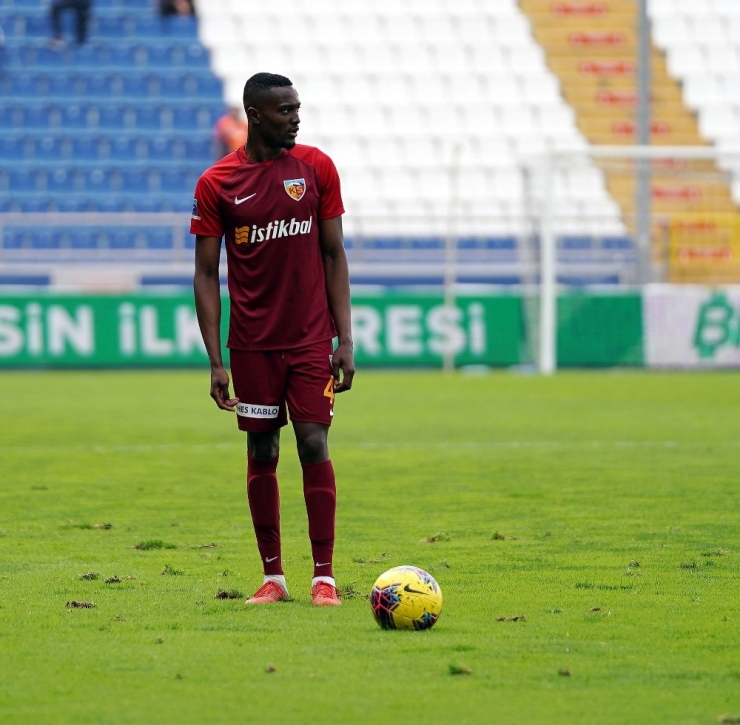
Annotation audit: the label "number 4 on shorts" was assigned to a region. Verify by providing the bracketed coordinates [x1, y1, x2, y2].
[323, 377, 335, 405]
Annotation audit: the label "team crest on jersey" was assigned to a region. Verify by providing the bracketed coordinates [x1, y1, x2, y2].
[284, 178, 306, 201]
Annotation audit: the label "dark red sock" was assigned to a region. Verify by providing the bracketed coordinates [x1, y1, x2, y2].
[302, 459, 336, 579]
[247, 453, 282, 575]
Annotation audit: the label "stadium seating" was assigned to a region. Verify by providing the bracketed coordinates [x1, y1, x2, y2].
[0, 0, 225, 221]
[196, 0, 625, 242]
[648, 0, 740, 197]
[0, 0, 641, 285]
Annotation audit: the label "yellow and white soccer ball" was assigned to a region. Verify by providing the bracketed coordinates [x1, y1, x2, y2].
[370, 566, 443, 631]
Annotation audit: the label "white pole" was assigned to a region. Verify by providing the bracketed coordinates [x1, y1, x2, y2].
[538, 153, 556, 375]
[443, 141, 462, 372]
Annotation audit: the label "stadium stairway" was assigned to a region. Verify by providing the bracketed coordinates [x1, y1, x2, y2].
[0, 0, 225, 264]
[520, 0, 740, 283]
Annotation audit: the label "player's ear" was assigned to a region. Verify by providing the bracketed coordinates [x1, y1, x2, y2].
[246, 106, 260, 124]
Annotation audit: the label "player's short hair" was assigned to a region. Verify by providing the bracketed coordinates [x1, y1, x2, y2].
[243, 72, 293, 112]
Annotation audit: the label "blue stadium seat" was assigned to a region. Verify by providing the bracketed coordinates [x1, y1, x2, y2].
[109, 45, 140, 67]
[0, 108, 14, 128]
[109, 230, 136, 249]
[410, 237, 443, 250]
[559, 275, 620, 286]
[23, 105, 53, 128]
[61, 104, 87, 129]
[601, 236, 633, 250]
[187, 138, 212, 159]
[35, 136, 65, 161]
[147, 137, 172, 161]
[133, 17, 161, 38]
[122, 74, 147, 97]
[4, 230, 30, 250]
[94, 16, 127, 38]
[560, 235, 593, 250]
[172, 106, 198, 129]
[122, 197, 157, 212]
[195, 75, 222, 97]
[87, 74, 116, 97]
[182, 44, 208, 67]
[54, 168, 85, 193]
[146, 45, 171, 67]
[68, 44, 109, 66]
[135, 106, 161, 129]
[7, 73, 37, 96]
[85, 168, 115, 193]
[34, 46, 71, 67]
[159, 74, 187, 97]
[10, 169, 39, 192]
[484, 237, 518, 250]
[48, 73, 76, 96]
[0, 136, 27, 160]
[69, 231, 97, 250]
[68, 137, 98, 160]
[122, 169, 148, 192]
[0, 274, 51, 286]
[146, 229, 174, 249]
[170, 16, 198, 38]
[108, 137, 136, 161]
[30, 230, 60, 250]
[48, 198, 86, 212]
[98, 106, 126, 130]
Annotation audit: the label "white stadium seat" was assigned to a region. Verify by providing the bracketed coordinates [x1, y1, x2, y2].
[650, 0, 740, 194]
[196, 0, 623, 234]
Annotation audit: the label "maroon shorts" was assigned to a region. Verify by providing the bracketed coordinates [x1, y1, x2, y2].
[229, 340, 335, 432]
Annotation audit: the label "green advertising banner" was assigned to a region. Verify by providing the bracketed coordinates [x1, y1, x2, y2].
[0, 294, 228, 367]
[351, 293, 523, 366]
[0, 291, 643, 368]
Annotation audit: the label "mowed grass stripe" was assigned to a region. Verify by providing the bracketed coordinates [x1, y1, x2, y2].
[0, 370, 738, 725]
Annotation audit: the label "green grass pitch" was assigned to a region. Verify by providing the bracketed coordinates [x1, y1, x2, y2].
[1, 369, 739, 724]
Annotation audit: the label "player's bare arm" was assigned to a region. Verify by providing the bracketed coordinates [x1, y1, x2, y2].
[193, 234, 239, 412]
[320, 216, 355, 393]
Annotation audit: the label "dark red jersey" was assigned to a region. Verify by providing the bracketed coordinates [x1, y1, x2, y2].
[190, 144, 344, 351]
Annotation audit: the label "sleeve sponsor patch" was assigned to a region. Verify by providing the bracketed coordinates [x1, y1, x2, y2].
[191, 198, 201, 220]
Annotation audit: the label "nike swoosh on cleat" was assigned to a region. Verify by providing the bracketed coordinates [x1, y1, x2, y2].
[265, 556, 278, 563]
[403, 584, 426, 595]
[235, 193, 257, 205]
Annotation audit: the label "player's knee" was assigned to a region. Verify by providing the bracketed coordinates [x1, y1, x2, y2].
[248, 431, 280, 461]
[296, 429, 329, 464]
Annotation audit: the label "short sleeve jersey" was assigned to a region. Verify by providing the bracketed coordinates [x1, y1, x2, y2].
[190, 144, 344, 351]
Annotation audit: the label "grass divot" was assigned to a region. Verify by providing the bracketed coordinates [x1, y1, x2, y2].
[133, 540, 176, 550]
[423, 531, 449, 543]
[448, 664, 472, 675]
[215, 589, 242, 599]
[352, 553, 390, 564]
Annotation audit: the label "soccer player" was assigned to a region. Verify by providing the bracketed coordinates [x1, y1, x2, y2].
[191, 73, 354, 607]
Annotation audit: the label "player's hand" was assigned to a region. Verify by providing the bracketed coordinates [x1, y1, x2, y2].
[210, 365, 239, 411]
[332, 342, 355, 393]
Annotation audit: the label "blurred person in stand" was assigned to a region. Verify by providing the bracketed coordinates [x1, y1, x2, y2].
[49, 0, 92, 48]
[159, 0, 196, 16]
[213, 106, 248, 159]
